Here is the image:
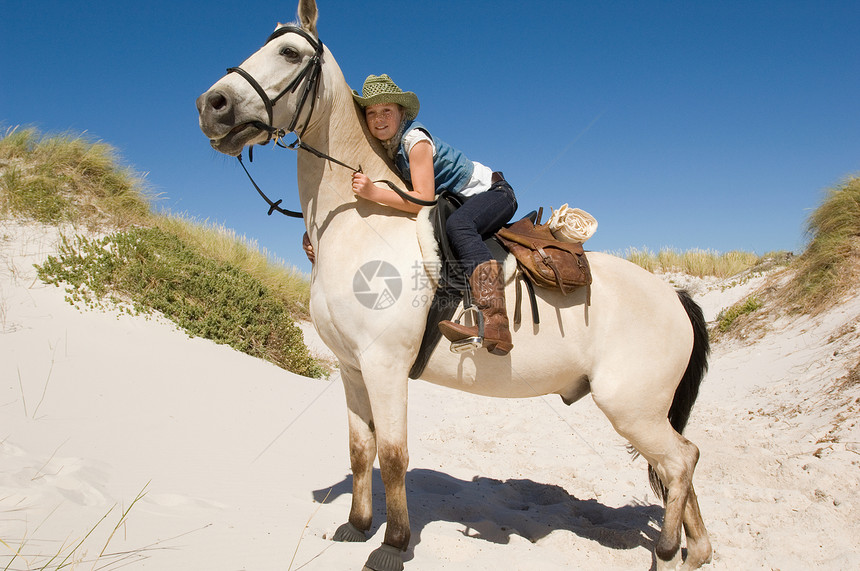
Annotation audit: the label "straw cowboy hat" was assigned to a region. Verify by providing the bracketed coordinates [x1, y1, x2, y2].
[352, 74, 420, 120]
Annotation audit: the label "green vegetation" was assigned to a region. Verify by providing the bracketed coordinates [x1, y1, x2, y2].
[782, 176, 860, 313]
[37, 228, 324, 377]
[623, 247, 777, 278]
[716, 295, 763, 332]
[156, 214, 310, 314]
[1, 126, 322, 377]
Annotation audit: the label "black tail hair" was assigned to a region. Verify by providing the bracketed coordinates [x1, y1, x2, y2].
[649, 289, 710, 501]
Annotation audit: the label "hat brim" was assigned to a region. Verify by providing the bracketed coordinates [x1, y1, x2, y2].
[352, 90, 420, 120]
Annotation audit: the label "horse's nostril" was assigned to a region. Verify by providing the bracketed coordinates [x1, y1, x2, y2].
[208, 91, 229, 111]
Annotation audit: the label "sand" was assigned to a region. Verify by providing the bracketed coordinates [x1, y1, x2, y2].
[2, 219, 858, 570]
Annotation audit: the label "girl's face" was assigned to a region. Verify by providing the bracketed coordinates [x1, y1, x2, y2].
[364, 103, 404, 141]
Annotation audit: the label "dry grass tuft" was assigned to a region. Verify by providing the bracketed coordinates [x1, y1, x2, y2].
[1, 483, 153, 570]
[623, 246, 780, 278]
[715, 175, 860, 340]
[0, 126, 154, 229]
[780, 176, 860, 314]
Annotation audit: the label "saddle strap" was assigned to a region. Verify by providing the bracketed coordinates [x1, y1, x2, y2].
[513, 270, 540, 326]
[514, 271, 521, 325]
[536, 245, 567, 295]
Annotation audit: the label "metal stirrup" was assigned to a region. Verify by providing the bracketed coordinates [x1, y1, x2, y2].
[447, 288, 485, 353]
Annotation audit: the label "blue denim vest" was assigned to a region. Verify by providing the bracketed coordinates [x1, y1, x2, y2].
[393, 120, 475, 195]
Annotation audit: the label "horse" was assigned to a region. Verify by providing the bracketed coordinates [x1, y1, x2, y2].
[196, 1, 712, 569]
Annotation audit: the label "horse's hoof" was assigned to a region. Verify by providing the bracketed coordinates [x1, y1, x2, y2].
[332, 522, 367, 542]
[655, 547, 683, 571]
[363, 543, 404, 571]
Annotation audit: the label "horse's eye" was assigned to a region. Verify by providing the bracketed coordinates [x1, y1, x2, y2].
[280, 46, 300, 60]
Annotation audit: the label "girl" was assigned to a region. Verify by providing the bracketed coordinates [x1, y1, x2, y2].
[310, 74, 518, 355]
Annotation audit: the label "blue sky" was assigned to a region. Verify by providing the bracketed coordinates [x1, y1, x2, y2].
[3, 0, 858, 274]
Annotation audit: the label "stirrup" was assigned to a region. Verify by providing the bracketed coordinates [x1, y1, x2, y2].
[447, 305, 484, 354]
[450, 336, 482, 354]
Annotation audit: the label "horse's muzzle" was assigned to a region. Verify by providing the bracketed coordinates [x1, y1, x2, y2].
[197, 87, 268, 156]
[197, 89, 237, 139]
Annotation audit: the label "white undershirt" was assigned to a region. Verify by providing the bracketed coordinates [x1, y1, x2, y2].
[402, 129, 493, 197]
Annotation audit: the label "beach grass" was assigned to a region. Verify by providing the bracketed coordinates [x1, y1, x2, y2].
[1, 484, 151, 571]
[622, 247, 779, 278]
[714, 174, 860, 338]
[781, 175, 860, 314]
[0, 126, 153, 228]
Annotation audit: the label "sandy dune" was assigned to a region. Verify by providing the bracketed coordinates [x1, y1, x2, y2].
[2, 220, 858, 569]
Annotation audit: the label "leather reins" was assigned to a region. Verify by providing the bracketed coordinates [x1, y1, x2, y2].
[225, 25, 436, 219]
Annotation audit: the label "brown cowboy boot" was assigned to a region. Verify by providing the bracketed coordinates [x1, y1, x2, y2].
[438, 260, 513, 356]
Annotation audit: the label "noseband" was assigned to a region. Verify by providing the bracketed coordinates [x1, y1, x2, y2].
[226, 25, 324, 144]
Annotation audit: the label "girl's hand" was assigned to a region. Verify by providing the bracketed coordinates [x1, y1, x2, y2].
[301, 231, 315, 264]
[352, 172, 376, 200]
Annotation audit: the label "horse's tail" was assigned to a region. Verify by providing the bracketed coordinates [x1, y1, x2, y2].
[649, 289, 710, 500]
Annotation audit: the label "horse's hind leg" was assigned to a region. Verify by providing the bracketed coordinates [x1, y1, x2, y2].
[596, 396, 708, 570]
[333, 365, 376, 542]
[680, 484, 712, 570]
[650, 433, 700, 570]
[642, 431, 713, 571]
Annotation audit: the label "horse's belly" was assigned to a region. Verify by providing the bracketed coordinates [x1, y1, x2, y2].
[416, 332, 590, 399]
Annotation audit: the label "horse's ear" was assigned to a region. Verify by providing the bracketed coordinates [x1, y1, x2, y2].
[297, 0, 318, 37]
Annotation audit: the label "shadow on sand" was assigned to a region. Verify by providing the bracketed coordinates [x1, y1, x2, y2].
[313, 468, 662, 563]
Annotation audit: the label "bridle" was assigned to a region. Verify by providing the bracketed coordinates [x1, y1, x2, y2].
[225, 25, 436, 219]
[227, 25, 323, 146]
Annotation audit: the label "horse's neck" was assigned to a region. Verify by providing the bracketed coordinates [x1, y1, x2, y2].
[297, 53, 432, 352]
[297, 53, 406, 243]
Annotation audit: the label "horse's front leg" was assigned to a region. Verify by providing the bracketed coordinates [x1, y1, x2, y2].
[361, 366, 410, 571]
[333, 364, 377, 543]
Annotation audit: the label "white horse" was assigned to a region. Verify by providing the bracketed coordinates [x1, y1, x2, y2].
[196, 1, 712, 569]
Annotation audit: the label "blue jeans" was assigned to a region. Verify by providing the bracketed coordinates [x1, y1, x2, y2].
[446, 177, 518, 277]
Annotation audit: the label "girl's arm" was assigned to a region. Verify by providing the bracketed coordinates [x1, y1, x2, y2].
[352, 140, 435, 214]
